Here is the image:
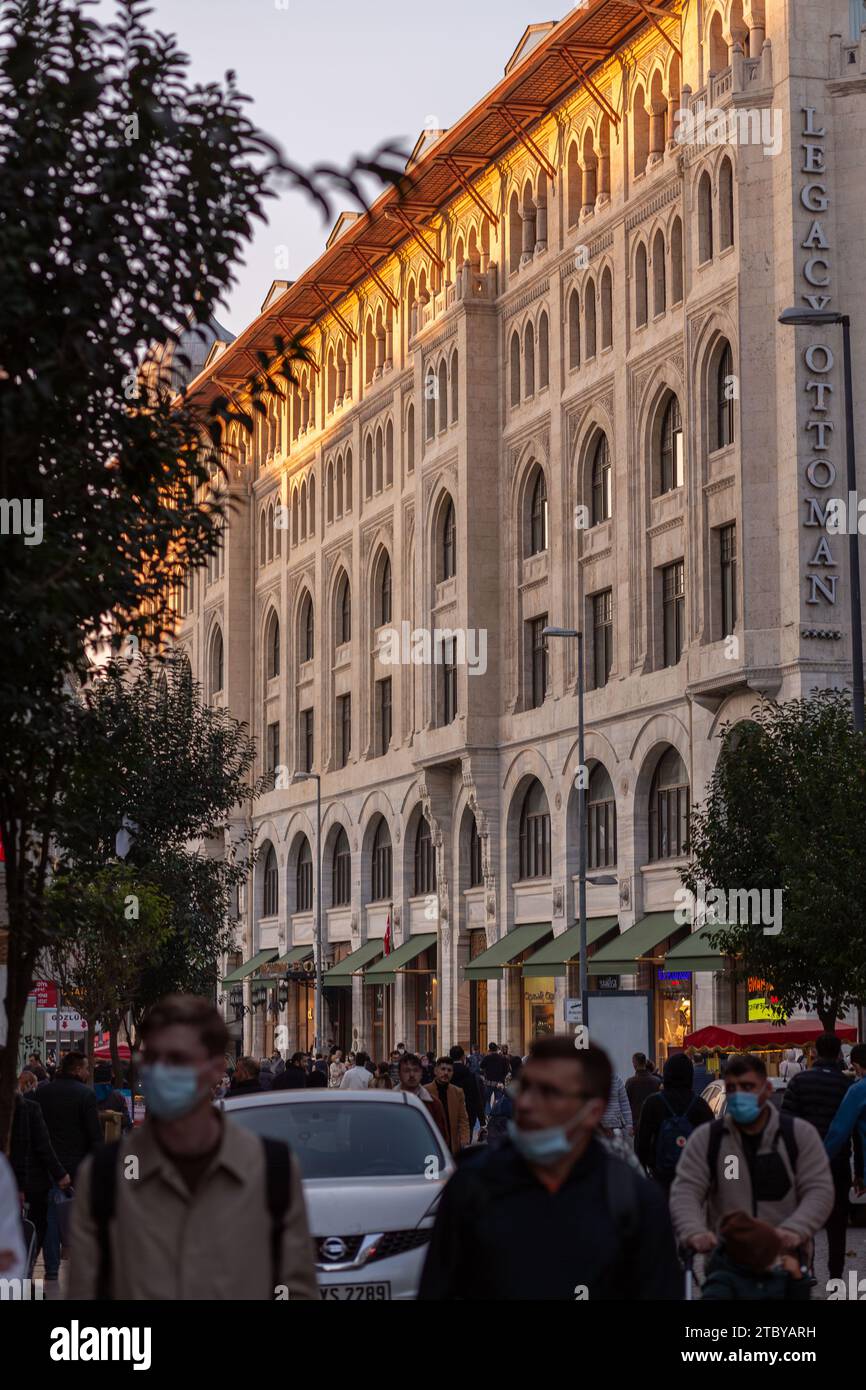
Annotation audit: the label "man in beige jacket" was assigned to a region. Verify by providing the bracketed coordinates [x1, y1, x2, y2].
[670, 1053, 834, 1262]
[69, 995, 319, 1301]
[425, 1057, 471, 1155]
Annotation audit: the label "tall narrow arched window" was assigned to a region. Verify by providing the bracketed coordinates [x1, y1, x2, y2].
[524, 322, 535, 397]
[653, 229, 666, 316]
[636, 242, 648, 327]
[365, 434, 373, 497]
[344, 448, 352, 510]
[658, 394, 684, 494]
[698, 170, 713, 263]
[538, 312, 549, 388]
[716, 341, 735, 449]
[291, 489, 299, 546]
[332, 827, 351, 907]
[648, 748, 690, 861]
[425, 370, 436, 440]
[600, 268, 613, 350]
[450, 349, 459, 422]
[632, 84, 649, 176]
[719, 156, 734, 250]
[259, 509, 267, 567]
[509, 191, 522, 273]
[301, 594, 314, 662]
[296, 838, 313, 913]
[569, 288, 581, 369]
[414, 818, 435, 896]
[587, 765, 617, 869]
[370, 817, 392, 901]
[510, 331, 521, 406]
[263, 845, 278, 918]
[671, 217, 684, 305]
[440, 498, 456, 581]
[708, 10, 727, 71]
[567, 142, 581, 227]
[336, 456, 344, 518]
[584, 278, 597, 358]
[406, 404, 415, 473]
[326, 462, 334, 524]
[308, 476, 315, 535]
[379, 553, 392, 626]
[299, 481, 307, 542]
[385, 420, 394, 487]
[528, 468, 548, 556]
[210, 627, 224, 697]
[375, 427, 384, 493]
[265, 612, 280, 681]
[519, 780, 550, 880]
[337, 572, 351, 645]
[591, 434, 612, 526]
[468, 818, 483, 888]
[438, 359, 448, 432]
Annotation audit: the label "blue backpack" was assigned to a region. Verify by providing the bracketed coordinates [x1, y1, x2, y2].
[653, 1092, 699, 1181]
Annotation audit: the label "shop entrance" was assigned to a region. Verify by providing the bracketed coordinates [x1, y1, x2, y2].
[523, 977, 556, 1044]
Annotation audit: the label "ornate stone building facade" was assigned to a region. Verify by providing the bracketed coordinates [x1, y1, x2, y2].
[174, 0, 866, 1061]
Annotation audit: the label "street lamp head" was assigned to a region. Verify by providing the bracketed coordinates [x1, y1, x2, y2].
[292, 770, 312, 784]
[542, 626, 582, 640]
[587, 874, 617, 886]
[778, 307, 844, 328]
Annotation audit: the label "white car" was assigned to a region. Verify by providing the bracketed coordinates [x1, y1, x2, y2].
[221, 1088, 454, 1300]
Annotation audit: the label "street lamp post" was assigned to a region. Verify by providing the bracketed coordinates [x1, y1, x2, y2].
[543, 627, 588, 1022]
[293, 771, 324, 1052]
[779, 308, 864, 732]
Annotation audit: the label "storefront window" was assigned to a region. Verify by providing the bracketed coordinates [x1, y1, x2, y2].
[413, 948, 437, 1055]
[469, 930, 488, 1050]
[523, 976, 556, 1044]
[655, 968, 692, 1059]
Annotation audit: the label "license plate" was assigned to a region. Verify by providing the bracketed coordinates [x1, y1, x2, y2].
[320, 1282, 391, 1301]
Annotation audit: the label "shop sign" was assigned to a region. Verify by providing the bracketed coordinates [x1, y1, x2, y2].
[657, 970, 692, 983]
[747, 976, 784, 1022]
[597, 976, 620, 991]
[42, 1010, 87, 1031]
[33, 981, 58, 1009]
[565, 998, 583, 1023]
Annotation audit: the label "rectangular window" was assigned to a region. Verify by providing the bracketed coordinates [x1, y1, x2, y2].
[376, 678, 392, 756]
[266, 721, 280, 788]
[662, 561, 685, 667]
[528, 615, 549, 709]
[440, 637, 457, 725]
[337, 693, 351, 769]
[300, 708, 314, 773]
[592, 590, 613, 689]
[719, 524, 737, 639]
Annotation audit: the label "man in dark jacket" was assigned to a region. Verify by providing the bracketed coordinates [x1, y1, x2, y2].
[782, 1032, 855, 1280]
[32, 1050, 101, 1278]
[225, 1055, 263, 1096]
[625, 1053, 661, 1133]
[10, 1081, 70, 1267]
[418, 1036, 682, 1300]
[449, 1045, 484, 1134]
[636, 1053, 714, 1187]
[690, 1049, 712, 1095]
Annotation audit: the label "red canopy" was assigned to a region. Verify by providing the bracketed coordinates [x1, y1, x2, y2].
[685, 1022, 858, 1049]
[92, 1042, 132, 1061]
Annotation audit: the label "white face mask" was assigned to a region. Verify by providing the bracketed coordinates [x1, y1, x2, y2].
[140, 1062, 205, 1120]
[507, 1119, 574, 1166]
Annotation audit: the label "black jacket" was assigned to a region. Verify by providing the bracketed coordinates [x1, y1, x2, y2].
[418, 1136, 682, 1300]
[450, 1062, 484, 1128]
[480, 1052, 510, 1085]
[625, 1070, 661, 1128]
[32, 1075, 102, 1179]
[782, 1060, 855, 1179]
[10, 1095, 67, 1194]
[636, 1086, 713, 1177]
[226, 1077, 263, 1097]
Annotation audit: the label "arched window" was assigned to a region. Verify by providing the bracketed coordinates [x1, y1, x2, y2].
[719, 156, 734, 250]
[538, 312, 549, 388]
[510, 331, 521, 406]
[364, 315, 375, 386]
[375, 427, 384, 493]
[569, 288, 581, 369]
[653, 228, 666, 316]
[332, 827, 351, 907]
[259, 509, 267, 567]
[587, 765, 617, 869]
[385, 419, 394, 487]
[438, 359, 448, 432]
[584, 278, 597, 358]
[265, 612, 280, 681]
[299, 481, 307, 542]
[600, 269, 613, 350]
[337, 572, 351, 645]
[425, 370, 436, 441]
[658, 394, 684, 494]
[635, 242, 648, 327]
[708, 10, 727, 71]
[267, 503, 275, 563]
[344, 448, 352, 511]
[509, 191, 522, 273]
[379, 553, 392, 627]
[326, 462, 334, 524]
[263, 845, 278, 918]
[414, 818, 435, 896]
[716, 341, 735, 449]
[567, 141, 581, 228]
[648, 748, 690, 861]
[308, 476, 315, 535]
[440, 498, 456, 581]
[406, 404, 415, 473]
[698, 170, 713, 263]
[519, 780, 550, 880]
[365, 434, 374, 497]
[450, 349, 459, 422]
[291, 488, 299, 546]
[371, 817, 392, 901]
[671, 217, 684, 305]
[591, 434, 612, 525]
[209, 627, 224, 697]
[633, 84, 649, 176]
[528, 468, 548, 556]
[468, 818, 483, 888]
[301, 594, 314, 662]
[524, 321, 535, 397]
[296, 838, 313, 913]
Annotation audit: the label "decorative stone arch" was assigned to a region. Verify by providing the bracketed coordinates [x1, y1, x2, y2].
[704, 2, 729, 71]
[254, 826, 284, 943]
[322, 812, 354, 912]
[563, 729, 622, 887]
[359, 790, 398, 911]
[572, 405, 615, 521]
[261, 601, 280, 684]
[502, 755, 555, 901]
[401, 798, 434, 900]
[630, 712, 691, 867]
[514, 453, 549, 561]
[426, 480, 457, 589]
[691, 307, 738, 470]
[293, 582, 315, 664]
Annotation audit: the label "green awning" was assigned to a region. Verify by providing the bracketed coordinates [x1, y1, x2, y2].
[221, 949, 278, 986]
[280, 945, 314, 967]
[465, 923, 551, 981]
[366, 932, 437, 987]
[323, 939, 384, 988]
[248, 945, 315, 982]
[588, 912, 684, 975]
[664, 929, 726, 973]
[523, 918, 619, 978]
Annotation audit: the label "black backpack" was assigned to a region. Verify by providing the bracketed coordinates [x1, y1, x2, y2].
[653, 1092, 700, 1181]
[91, 1136, 292, 1299]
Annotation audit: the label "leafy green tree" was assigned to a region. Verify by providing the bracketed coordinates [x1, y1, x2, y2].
[682, 691, 866, 1032]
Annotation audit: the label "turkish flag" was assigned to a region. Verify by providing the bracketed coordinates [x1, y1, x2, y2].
[384, 913, 391, 957]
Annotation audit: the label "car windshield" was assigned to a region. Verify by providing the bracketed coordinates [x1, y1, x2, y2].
[226, 1100, 446, 1179]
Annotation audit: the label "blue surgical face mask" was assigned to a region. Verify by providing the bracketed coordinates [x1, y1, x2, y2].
[140, 1062, 204, 1121]
[727, 1091, 762, 1126]
[507, 1119, 573, 1166]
